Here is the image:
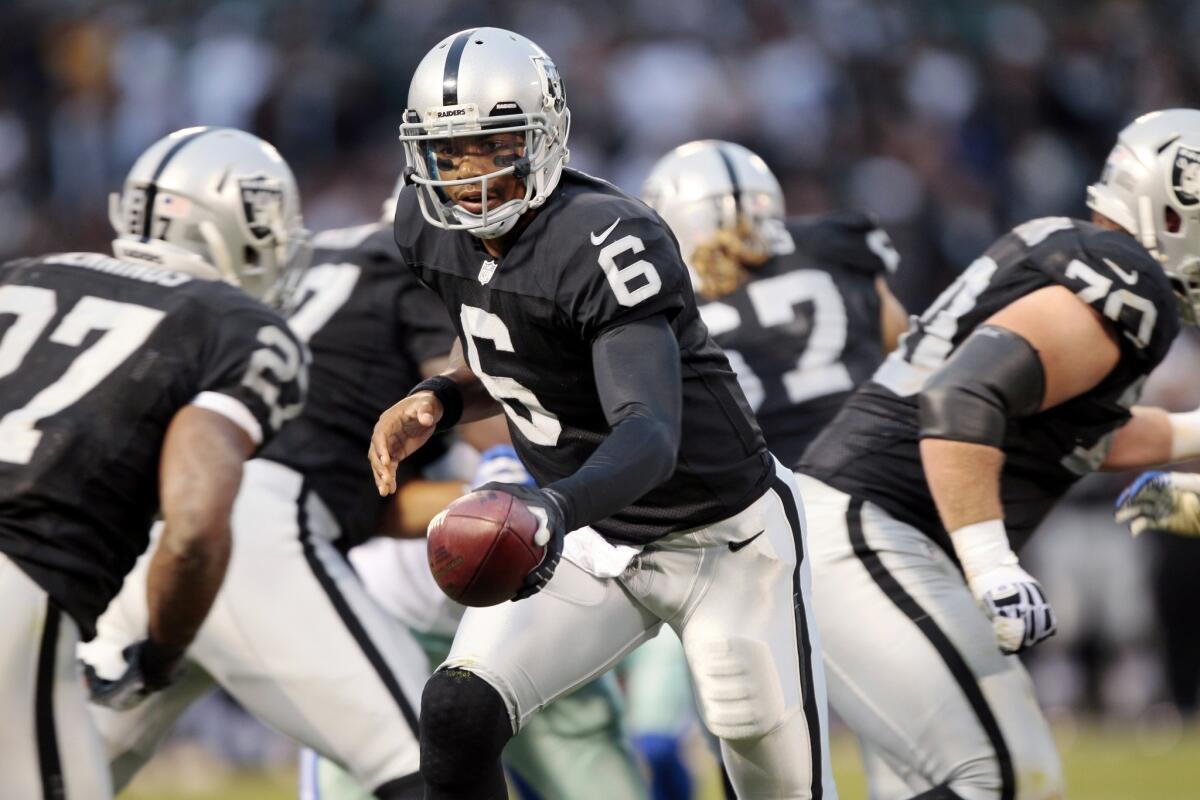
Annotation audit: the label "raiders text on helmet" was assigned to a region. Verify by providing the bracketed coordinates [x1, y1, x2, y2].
[398, 27, 571, 239]
[109, 127, 309, 304]
[1087, 108, 1200, 324]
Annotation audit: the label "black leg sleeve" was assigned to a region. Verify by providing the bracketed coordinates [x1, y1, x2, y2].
[420, 668, 513, 800]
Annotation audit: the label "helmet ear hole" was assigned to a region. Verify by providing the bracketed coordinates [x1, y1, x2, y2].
[1165, 206, 1182, 233]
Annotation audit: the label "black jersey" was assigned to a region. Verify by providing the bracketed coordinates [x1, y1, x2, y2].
[699, 213, 895, 469]
[801, 217, 1180, 554]
[395, 169, 772, 545]
[262, 222, 456, 549]
[0, 253, 305, 638]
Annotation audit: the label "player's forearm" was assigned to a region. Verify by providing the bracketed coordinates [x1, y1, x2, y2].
[919, 438, 1005, 531]
[547, 316, 682, 531]
[440, 339, 502, 423]
[152, 406, 252, 654]
[547, 413, 678, 531]
[146, 521, 231, 658]
[1102, 406, 1200, 470]
[1101, 406, 1172, 470]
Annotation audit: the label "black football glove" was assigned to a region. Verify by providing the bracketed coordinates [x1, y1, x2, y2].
[82, 639, 184, 711]
[477, 482, 568, 601]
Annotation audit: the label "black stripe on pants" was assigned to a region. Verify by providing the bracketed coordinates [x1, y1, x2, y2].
[771, 476, 824, 800]
[35, 601, 65, 800]
[845, 498, 1015, 800]
[296, 484, 420, 738]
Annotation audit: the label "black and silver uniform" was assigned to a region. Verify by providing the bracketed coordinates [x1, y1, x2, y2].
[801, 217, 1180, 554]
[700, 213, 895, 469]
[0, 253, 305, 638]
[395, 168, 772, 546]
[262, 222, 456, 550]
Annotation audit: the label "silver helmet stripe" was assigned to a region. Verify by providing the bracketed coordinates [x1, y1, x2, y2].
[441, 29, 477, 106]
[139, 126, 222, 242]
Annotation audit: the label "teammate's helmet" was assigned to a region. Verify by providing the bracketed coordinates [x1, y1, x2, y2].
[1088, 109, 1200, 324]
[642, 140, 793, 297]
[109, 126, 309, 304]
[398, 27, 571, 239]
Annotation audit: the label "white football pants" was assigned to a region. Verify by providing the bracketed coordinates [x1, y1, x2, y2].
[0, 553, 112, 800]
[442, 459, 837, 800]
[78, 459, 427, 796]
[797, 473, 1065, 800]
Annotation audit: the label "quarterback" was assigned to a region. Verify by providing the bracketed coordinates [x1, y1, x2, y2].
[370, 27, 835, 800]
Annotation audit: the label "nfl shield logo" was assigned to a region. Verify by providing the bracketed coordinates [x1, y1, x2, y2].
[1172, 146, 1200, 206]
[478, 258, 498, 285]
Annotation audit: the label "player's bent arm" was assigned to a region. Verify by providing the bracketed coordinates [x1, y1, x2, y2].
[543, 315, 682, 532]
[377, 478, 466, 539]
[876, 277, 909, 353]
[920, 285, 1121, 532]
[149, 405, 256, 665]
[919, 287, 1120, 652]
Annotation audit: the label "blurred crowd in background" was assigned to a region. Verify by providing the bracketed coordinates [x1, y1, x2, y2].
[4, 0, 1200, 778]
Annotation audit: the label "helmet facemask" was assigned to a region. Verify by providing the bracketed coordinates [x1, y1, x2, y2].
[400, 104, 569, 239]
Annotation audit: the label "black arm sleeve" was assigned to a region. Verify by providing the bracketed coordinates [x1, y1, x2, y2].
[918, 324, 1045, 447]
[545, 316, 682, 531]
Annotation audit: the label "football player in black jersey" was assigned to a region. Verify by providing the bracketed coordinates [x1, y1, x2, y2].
[643, 139, 909, 468]
[370, 27, 835, 800]
[81, 183, 454, 800]
[0, 128, 307, 800]
[796, 109, 1200, 800]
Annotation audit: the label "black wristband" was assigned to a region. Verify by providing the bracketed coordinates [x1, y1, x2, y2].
[408, 375, 464, 431]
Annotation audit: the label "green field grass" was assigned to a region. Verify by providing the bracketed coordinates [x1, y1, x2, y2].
[122, 724, 1200, 800]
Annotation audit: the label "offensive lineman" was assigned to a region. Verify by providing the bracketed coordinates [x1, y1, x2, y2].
[370, 27, 835, 800]
[0, 127, 307, 800]
[81, 176, 455, 799]
[797, 108, 1200, 799]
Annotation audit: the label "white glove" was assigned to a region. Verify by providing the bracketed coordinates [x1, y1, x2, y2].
[967, 564, 1057, 654]
[952, 520, 1057, 655]
[1114, 471, 1200, 537]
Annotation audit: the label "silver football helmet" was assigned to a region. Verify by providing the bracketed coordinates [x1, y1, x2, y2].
[642, 140, 793, 295]
[109, 126, 309, 304]
[398, 27, 570, 239]
[1088, 108, 1200, 324]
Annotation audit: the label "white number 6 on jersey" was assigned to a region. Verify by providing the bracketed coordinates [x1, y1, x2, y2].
[598, 235, 661, 307]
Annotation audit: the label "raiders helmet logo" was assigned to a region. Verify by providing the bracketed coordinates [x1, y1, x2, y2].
[1171, 145, 1200, 206]
[537, 59, 566, 113]
[238, 175, 285, 240]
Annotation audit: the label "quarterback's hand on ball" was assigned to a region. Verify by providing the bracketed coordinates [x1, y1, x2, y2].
[369, 393, 442, 496]
[471, 445, 535, 490]
[1114, 471, 1200, 537]
[967, 565, 1057, 654]
[477, 482, 567, 600]
[82, 640, 183, 711]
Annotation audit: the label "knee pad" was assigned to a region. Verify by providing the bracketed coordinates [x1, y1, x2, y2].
[687, 637, 786, 740]
[420, 669, 513, 792]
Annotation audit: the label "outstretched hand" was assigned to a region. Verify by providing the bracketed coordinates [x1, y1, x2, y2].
[369, 392, 443, 495]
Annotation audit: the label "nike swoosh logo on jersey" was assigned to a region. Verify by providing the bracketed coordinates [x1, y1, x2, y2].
[728, 530, 765, 552]
[1103, 257, 1139, 286]
[590, 219, 620, 246]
